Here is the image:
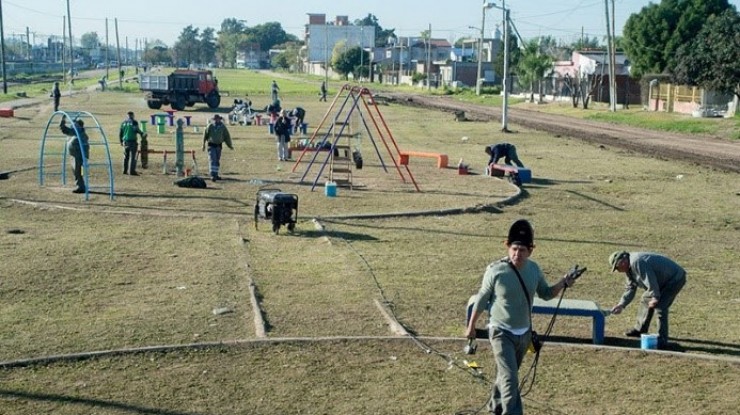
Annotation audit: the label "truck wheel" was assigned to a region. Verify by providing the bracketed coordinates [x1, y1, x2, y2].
[147, 100, 162, 110]
[171, 95, 186, 111]
[206, 92, 221, 109]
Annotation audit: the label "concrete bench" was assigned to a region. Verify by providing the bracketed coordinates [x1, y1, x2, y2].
[466, 295, 606, 344]
[399, 151, 449, 169]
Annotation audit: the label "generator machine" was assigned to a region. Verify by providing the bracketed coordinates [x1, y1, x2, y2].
[254, 188, 298, 234]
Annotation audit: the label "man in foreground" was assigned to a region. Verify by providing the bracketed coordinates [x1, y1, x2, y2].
[465, 219, 576, 415]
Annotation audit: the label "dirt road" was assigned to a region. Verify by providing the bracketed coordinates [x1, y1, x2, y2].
[381, 92, 740, 173]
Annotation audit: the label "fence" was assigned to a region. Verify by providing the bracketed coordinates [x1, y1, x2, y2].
[647, 83, 734, 115]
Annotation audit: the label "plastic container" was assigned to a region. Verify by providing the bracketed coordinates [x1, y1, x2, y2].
[324, 181, 337, 197]
[517, 168, 532, 183]
[300, 123, 308, 135]
[640, 334, 658, 350]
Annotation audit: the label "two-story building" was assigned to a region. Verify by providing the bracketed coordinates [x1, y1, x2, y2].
[302, 14, 376, 78]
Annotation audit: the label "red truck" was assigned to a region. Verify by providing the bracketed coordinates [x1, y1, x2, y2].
[139, 69, 221, 111]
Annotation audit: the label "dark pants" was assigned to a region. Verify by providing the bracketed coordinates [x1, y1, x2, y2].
[70, 152, 85, 191]
[54, 98, 60, 112]
[493, 147, 524, 168]
[123, 141, 138, 174]
[208, 145, 223, 178]
[633, 273, 687, 346]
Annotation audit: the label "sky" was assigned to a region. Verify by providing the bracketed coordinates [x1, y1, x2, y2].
[5, 0, 740, 47]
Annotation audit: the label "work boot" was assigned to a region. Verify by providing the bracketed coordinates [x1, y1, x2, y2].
[130, 171, 139, 176]
[624, 328, 645, 338]
[72, 188, 85, 194]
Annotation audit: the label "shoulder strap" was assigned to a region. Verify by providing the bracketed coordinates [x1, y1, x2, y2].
[508, 261, 534, 327]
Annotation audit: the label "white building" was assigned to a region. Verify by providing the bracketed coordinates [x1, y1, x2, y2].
[303, 14, 376, 77]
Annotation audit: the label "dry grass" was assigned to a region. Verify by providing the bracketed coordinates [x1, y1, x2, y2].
[1, 72, 739, 414]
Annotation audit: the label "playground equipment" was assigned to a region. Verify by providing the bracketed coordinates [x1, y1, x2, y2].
[39, 111, 115, 200]
[291, 84, 420, 192]
[137, 118, 199, 175]
[254, 188, 298, 234]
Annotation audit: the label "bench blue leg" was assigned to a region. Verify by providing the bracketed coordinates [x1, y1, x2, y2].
[592, 314, 605, 344]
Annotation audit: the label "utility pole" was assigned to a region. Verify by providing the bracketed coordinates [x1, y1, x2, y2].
[105, 18, 109, 80]
[475, 2, 486, 96]
[26, 27, 30, 60]
[426, 23, 432, 91]
[0, 0, 7, 94]
[609, 0, 619, 111]
[324, 23, 329, 88]
[501, 1, 511, 132]
[62, 16, 66, 84]
[66, 0, 74, 82]
[604, 0, 616, 111]
[115, 18, 122, 89]
[399, 38, 403, 85]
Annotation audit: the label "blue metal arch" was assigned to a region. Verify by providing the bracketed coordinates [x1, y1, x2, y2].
[39, 111, 115, 200]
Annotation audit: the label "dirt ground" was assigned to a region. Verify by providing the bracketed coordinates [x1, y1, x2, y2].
[382, 92, 740, 174]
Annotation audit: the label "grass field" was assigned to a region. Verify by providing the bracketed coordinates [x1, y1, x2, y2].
[0, 69, 738, 414]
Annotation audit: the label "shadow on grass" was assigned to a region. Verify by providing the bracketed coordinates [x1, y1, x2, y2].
[294, 229, 379, 241]
[565, 190, 625, 211]
[670, 337, 740, 356]
[0, 389, 209, 415]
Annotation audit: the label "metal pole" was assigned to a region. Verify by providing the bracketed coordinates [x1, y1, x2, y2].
[62, 16, 66, 84]
[427, 23, 432, 91]
[66, 0, 74, 80]
[324, 24, 328, 87]
[501, 4, 510, 132]
[475, 2, 486, 96]
[0, 0, 7, 94]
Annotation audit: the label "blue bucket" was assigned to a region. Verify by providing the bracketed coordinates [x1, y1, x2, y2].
[640, 334, 658, 350]
[300, 122, 308, 134]
[325, 181, 337, 197]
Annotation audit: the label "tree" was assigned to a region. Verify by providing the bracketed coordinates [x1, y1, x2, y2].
[493, 34, 520, 84]
[216, 18, 248, 68]
[272, 41, 302, 71]
[172, 25, 200, 67]
[570, 35, 601, 50]
[672, 9, 740, 99]
[199, 28, 217, 65]
[354, 14, 395, 47]
[143, 45, 172, 66]
[623, 0, 734, 78]
[516, 38, 554, 103]
[332, 43, 367, 80]
[80, 32, 100, 50]
[250, 22, 298, 52]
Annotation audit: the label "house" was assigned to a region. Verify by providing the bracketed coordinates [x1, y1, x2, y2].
[437, 36, 502, 87]
[236, 42, 262, 69]
[550, 50, 641, 105]
[379, 36, 452, 85]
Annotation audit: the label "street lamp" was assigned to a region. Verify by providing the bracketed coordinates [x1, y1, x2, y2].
[489, 1, 511, 132]
[476, 1, 495, 96]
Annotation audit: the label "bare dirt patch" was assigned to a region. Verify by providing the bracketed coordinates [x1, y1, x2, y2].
[382, 92, 740, 173]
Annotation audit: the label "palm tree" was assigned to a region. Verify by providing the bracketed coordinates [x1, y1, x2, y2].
[517, 39, 553, 103]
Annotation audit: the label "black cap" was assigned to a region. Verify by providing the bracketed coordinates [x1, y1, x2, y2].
[507, 219, 534, 248]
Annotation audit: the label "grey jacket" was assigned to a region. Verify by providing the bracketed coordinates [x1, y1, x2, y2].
[618, 252, 686, 307]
